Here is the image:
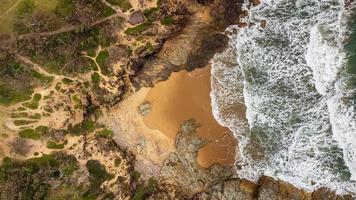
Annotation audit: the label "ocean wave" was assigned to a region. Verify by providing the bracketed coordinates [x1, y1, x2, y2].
[211, 0, 356, 195]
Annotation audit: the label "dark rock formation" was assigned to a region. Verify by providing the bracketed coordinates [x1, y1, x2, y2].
[128, 11, 145, 25]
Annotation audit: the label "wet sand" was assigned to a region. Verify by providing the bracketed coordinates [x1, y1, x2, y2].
[144, 67, 237, 168]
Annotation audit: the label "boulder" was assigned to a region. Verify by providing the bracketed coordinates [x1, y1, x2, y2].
[128, 11, 145, 25]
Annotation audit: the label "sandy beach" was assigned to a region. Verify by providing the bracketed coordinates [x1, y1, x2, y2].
[144, 67, 237, 168]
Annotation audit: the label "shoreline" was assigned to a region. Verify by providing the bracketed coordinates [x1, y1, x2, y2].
[143, 66, 237, 168]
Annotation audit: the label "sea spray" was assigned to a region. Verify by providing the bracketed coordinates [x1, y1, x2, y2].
[211, 0, 356, 195]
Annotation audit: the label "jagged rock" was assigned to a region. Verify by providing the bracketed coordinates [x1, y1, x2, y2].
[158, 119, 235, 198]
[128, 11, 145, 25]
[137, 101, 151, 116]
[194, 179, 254, 200]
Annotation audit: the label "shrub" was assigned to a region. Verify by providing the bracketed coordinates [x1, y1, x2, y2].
[124, 23, 152, 36]
[160, 16, 175, 25]
[0, 84, 33, 105]
[95, 128, 113, 138]
[107, 0, 132, 11]
[96, 50, 110, 75]
[91, 72, 101, 85]
[19, 129, 41, 140]
[47, 141, 65, 149]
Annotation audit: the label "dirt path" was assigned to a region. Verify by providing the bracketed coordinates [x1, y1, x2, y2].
[15, 54, 59, 78]
[17, 12, 127, 40]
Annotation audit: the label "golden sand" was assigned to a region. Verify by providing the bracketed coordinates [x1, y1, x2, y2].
[144, 67, 237, 168]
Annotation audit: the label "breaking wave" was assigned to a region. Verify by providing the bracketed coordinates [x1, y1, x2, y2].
[211, 0, 356, 195]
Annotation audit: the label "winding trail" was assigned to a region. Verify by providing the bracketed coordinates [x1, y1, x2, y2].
[17, 12, 127, 40]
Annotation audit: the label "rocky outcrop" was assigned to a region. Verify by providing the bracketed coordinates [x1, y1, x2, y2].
[158, 119, 235, 198]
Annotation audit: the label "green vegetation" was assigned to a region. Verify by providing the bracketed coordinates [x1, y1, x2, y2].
[124, 23, 152, 36]
[31, 70, 54, 85]
[61, 78, 74, 84]
[1, 0, 116, 34]
[132, 178, 158, 200]
[107, 0, 132, 11]
[90, 0, 116, 17]
[87, 48, 97, 57]
[16, 0, 35, 18]
[69, 119, 96, 135]
[131, 170, 141, 182]
[35, 125, 49, 135]
[96, 50, 111, 75]
[62, 160, 78, 176]
[114, 157, 121, 167]
[17, 107, 27, 111]
[13, 120, 37, 126]
[18, 129, 41, 140]
[0, 56, 37, 105]
[146, 42, 154, 51]
[55, 0, 75, 17]
[0, 84, 33, 105]
[12, 112, 41, 119]
[0, 153, 80, 199]
[72, 95, 82, 109]
[91, 72, 101, 85]
[160, 16, 175, 25]
[144, 8, 158, 22]
[95, 128, 113, 138]
[19, 26, 114, 76]
[28, 113, 41, 119]
[22, 93, 42, 109]
[24, 154, 59, 173]
[83, 160, 113, 199]
[11, 112, 29, 118]
[47, 141, 65, 149]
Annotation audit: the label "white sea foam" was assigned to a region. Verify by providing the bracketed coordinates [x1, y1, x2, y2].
[211, 0, 356, 195]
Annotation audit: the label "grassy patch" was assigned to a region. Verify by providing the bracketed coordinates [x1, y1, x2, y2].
[71, 95, 82, 109]
[23, 154, 59, 173]
[107, 0, 132, 11]
[114, 157, 121, 167]
[86, 160, 111, 187]
[47, 141, 65, 149]
[132, 177, 158, 200]
[86, 48, 97, 57]
[28, 113, 41, 119]
[160, 16, 175, 25]
[19, 129, 41, 140]
[131, 170, 141, 182]
[62, 160, 78, 176]
[144, 8, 158, 22]
[96, 50, 110, 75]
[55, 0, 75, 17]
[124, 23, 152, 36]
[95, 128, 113, 138]
[35, 125, 49, 135]
[19, 26, 113, 76]
[0, 84, 33, 105]
[13, 120, 37, 126]
[61, 78, 74, 84]
[91, 72, 101, 85]
[11, 112, 29, 118]
[16, 0, 35, 18]
[22, 93, 41, 110]
[31, 70, 54, 85]
[68, 119, 96, 135]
